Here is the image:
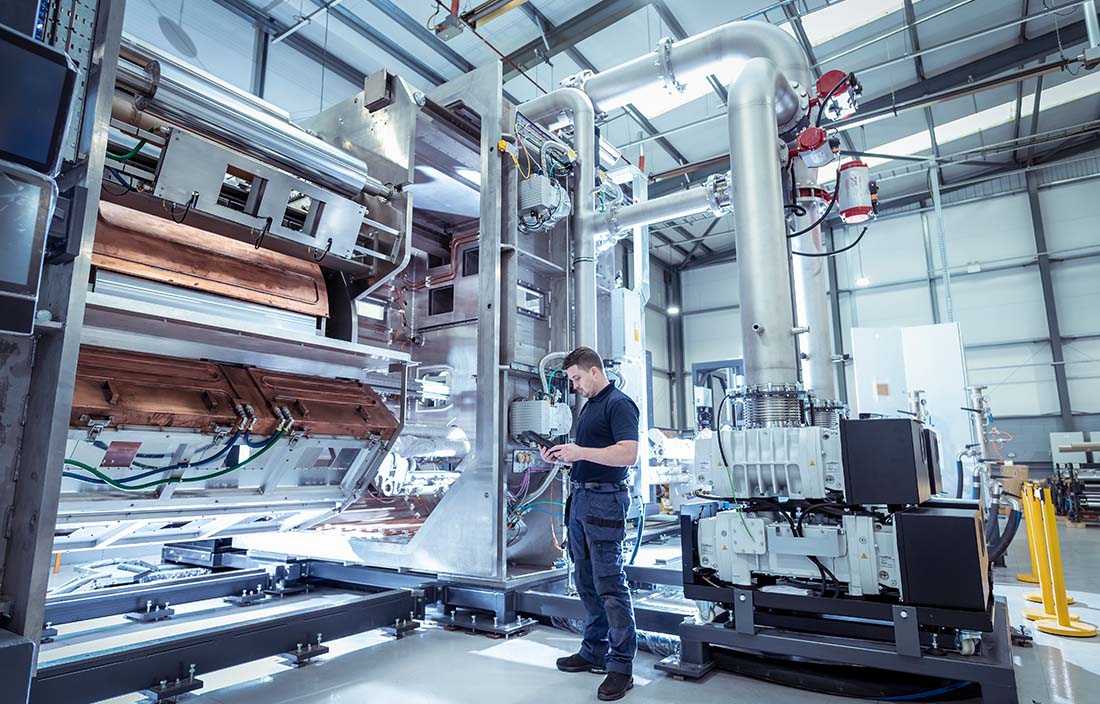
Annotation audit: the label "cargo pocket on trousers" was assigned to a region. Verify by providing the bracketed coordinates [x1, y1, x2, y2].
[592, 540, 625, 578]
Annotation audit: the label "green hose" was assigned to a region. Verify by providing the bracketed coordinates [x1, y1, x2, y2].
[106, 138, 147, 162]
[64, 431, 284, 491]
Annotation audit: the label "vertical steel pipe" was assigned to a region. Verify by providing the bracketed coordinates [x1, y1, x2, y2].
[728, 58, 799, 386]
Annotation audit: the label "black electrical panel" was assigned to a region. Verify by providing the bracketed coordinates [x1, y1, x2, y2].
[840, 418, 932, 505]
[895, 506, 990, 611]
[923, 427, 942, 495]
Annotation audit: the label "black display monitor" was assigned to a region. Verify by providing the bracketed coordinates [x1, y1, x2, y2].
[0, 23, 77, 175]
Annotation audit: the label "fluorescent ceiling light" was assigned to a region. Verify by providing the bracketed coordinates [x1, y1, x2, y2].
[666, 305, 681, 315]
[856, 275, 871, 287]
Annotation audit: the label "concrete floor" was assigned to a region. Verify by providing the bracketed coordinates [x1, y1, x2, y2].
[86, 520, 1100, 704]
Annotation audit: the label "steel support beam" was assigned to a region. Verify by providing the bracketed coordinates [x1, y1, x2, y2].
[918, 201, 943, 323]
[364, 0, 476, 72]
[669, 270, 688, 430]
[825, 227, 848, 405]
[1025, 172, 1075, 428]
[309, 0, 449, 86]
[216, 0, 367, 88]
[250, 25, 269, 97]
[31, 589, 417, 704]
[0, 0, 125, 651]
[516, 590, 687, 635]
[43, 569, 272, 626]
[503, 0, 649, 82]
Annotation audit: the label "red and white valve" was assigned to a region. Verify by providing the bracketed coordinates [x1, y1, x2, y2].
[837, 161, 878, 224]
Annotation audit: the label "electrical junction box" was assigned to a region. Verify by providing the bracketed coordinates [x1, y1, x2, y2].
[509, 398, 572, 441]
[518, 174, 570, 224]
[610, 287, 644, 361]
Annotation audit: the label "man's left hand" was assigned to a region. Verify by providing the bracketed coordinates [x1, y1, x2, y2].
[548, 443, 587, 463]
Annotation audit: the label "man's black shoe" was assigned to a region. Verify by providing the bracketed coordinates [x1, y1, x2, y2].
[556, 653, 605, 674]
[597, 672, 634, 701]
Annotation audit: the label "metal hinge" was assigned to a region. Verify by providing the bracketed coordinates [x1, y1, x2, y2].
[79, 414, 114, 442]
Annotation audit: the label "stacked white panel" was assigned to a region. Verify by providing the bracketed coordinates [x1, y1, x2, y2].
[697, 511, 901, 596]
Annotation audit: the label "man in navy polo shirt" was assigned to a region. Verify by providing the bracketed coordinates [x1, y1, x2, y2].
[539, 346, 640, 701]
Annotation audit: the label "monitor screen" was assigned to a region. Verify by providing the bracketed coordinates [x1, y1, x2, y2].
[0, 165, 51, 293]
[0, 24, 76, 174]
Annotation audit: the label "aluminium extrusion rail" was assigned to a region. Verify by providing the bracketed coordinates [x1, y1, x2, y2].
[31, 588, 420, 704]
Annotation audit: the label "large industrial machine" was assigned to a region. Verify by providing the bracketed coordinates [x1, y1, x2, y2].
[0, 2, 1021, 702]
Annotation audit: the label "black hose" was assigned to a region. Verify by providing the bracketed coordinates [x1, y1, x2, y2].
[987, 509, 1021, 564]
[955, 459, 964, 499]
[792, 226, 868, 257]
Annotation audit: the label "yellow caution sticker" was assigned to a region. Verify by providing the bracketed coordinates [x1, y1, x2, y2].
[861, 553, 868, 559]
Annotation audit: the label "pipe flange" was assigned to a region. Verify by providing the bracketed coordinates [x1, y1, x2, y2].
[605, 206, 622, 236]
[654, 37, 686, 94]
[778, 80, 811, 141]
[133, 59, 162, 111]
[704, 173, 732, 215]
[736, 382, 804, 399]
[560, 69, 594, 90]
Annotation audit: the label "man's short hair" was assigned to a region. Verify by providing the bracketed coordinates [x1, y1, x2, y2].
[562, 346, 604, 373]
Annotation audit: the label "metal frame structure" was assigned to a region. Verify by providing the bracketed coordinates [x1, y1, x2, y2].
[0, 0, 127, 656]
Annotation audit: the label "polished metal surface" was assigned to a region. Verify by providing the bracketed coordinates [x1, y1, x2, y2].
[117, 35, 382, 198]
[0, 0, 127, 649]
[153, 129, 369, 262]
[577, 21, 809, 126]
[518, 88, 597, 349]
[728, 58, 800, 388]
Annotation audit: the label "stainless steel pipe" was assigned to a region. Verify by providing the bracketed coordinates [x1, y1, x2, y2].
[790, 162, 837, 401]
[579, 21, 809, 127]
[729, 58, 800, 387]
[518, 88, 598, 349]
[116, 36, 389, 199]
[592, 177, 728, 238]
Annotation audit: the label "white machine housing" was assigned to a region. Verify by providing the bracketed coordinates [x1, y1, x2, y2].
[697, 511, 901, 596]
[509, 398, 573, 440]
[696, 426, 845, 500]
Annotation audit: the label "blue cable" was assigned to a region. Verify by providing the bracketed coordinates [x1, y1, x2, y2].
[106, 166, 134, 192]
[524, 507, 566, 518]
[66, 431, 241, 485]
[242, 430, 279, 448]
[878, 680, 972, 701]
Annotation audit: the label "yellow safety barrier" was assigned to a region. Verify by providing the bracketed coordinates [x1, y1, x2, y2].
[1020, 485, 1072, 603]
[1016, 483, 1040, 585]
[1023, 485, 1096, 637]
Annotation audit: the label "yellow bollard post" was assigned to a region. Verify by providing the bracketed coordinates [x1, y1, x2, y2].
[1022, 486, 1079, 621]
[1017, 481, 1041, 585]
[1021, 484, 1072, 603]
[1034, 487, 1096, 637]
